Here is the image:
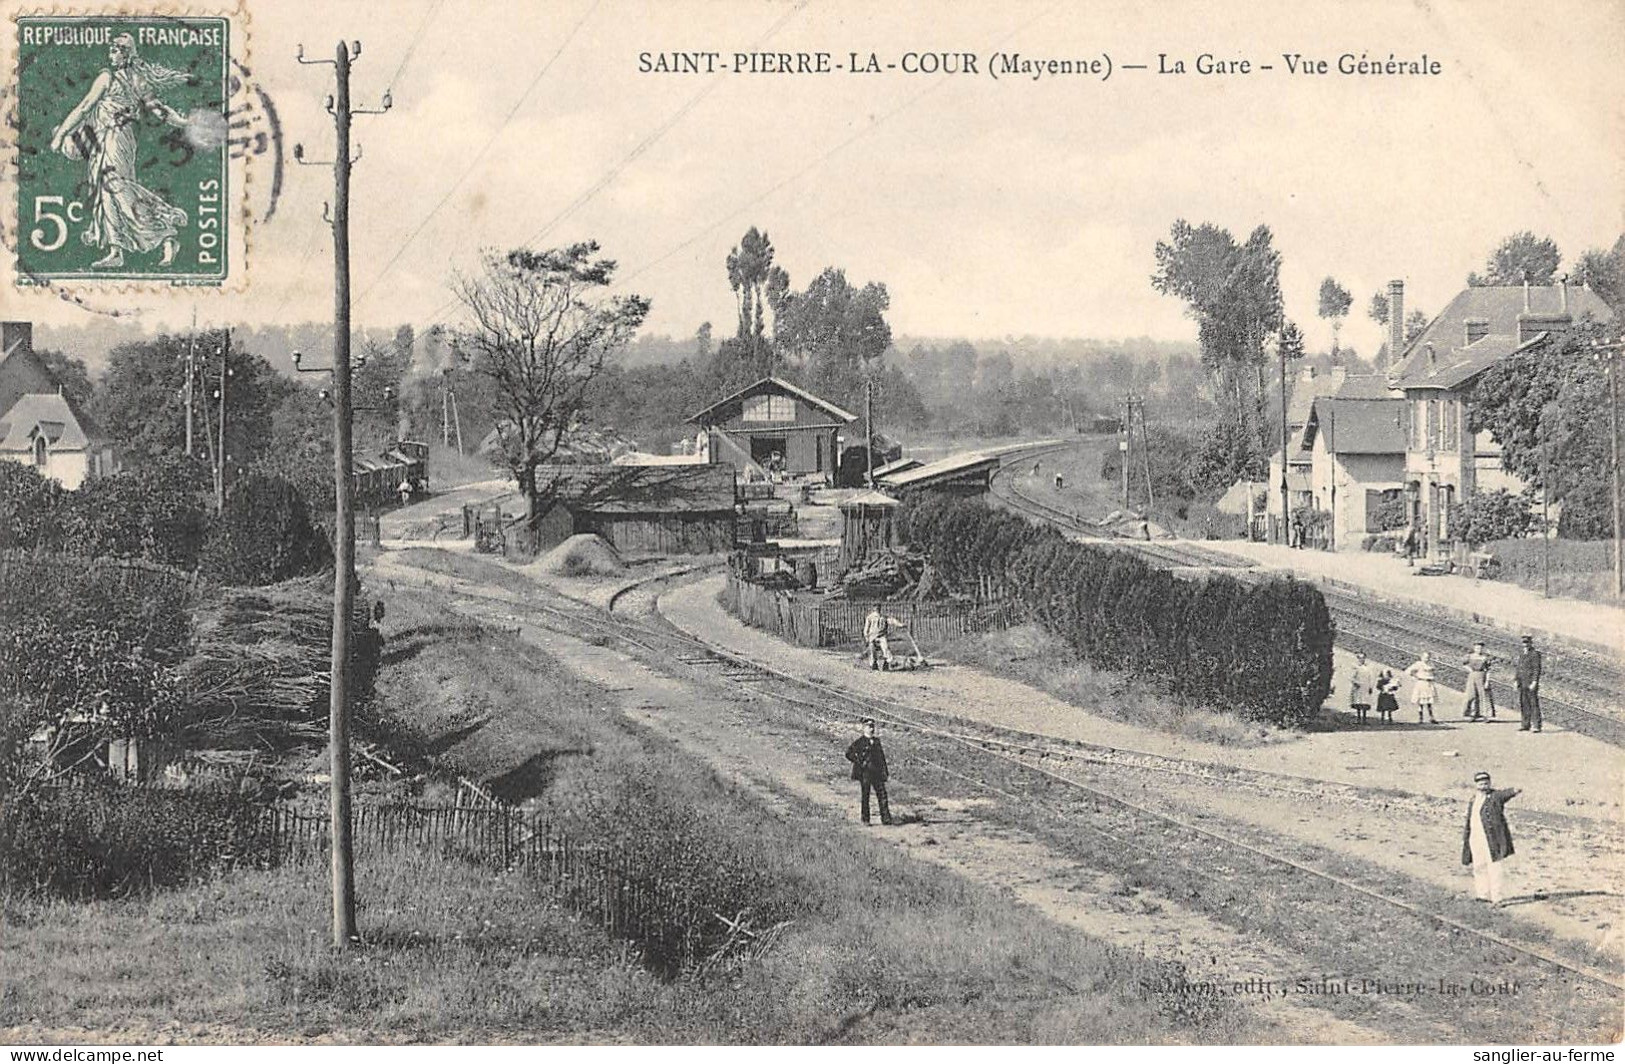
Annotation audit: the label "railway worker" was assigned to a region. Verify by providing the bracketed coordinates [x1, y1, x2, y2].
[1462, 771, 1521, 905]
[1513, 635, 1543, 733]
[1405, 651, 1440, 724]
[1461, 641, 1495, 721]
[1349, 651, 1378, 724]
[864, 605, 904, 671]
[1054, 473, 1065, 491]
[397, 477, 413, 507]
[845, 717, 893, 826]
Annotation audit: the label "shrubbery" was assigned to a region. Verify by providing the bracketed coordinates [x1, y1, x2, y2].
[901, 495, 1333, 726]
[0, 785, 275, 898]
[200, 474, 333, 586]
[1451, 489, 1533, 547]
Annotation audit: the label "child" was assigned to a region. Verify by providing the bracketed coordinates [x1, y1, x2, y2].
[1349, 651, 1377, 725]
[1405, 651, 1439, 724]
[1376, 669, 1400, 724]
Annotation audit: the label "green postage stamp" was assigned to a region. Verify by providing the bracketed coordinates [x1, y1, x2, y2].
[15, 15, 232, 285]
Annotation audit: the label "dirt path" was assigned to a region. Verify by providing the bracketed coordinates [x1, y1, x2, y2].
[427, 588, 1388, 1042]
[658, 574, 1625, 968]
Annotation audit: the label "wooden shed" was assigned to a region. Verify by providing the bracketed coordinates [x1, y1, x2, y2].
[534, 463, 738, 555]
[837, 489, 900, 571]
[687, 377, 856, 481]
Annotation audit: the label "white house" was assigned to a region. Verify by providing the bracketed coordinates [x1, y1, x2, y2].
[0, 321, 113, 489]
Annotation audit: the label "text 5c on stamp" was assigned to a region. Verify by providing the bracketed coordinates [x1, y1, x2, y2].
[16, 16, 231, 285]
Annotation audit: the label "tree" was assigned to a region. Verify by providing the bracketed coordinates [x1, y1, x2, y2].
[34, 349, 95, 413]
[773, 266, 892, 407]
[1151, 220, 1284, 451]
[1317, 277, 1353, 355]
[1573, 235, 1625, 311]
[451, 243, 650, 529]
[724, 227, 790, 378]
[1469, 317, 1613, 537]
[1368, 291, 1390, 327]
[1468, 231, 1562, 287]
[93, 330, 289, 469]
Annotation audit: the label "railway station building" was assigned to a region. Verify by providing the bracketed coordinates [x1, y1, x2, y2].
[687, 377, 856, 483]
[1383, 278, 1613, 557]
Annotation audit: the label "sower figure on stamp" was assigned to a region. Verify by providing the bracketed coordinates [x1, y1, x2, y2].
[1462, 771, 1520, 904]
[845, 718, 892, 826]
[1513, 635, 1543, 733]
[49, 34, 190, 269]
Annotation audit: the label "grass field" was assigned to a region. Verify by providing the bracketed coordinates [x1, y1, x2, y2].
[939, 624, 1297, 747]
[0, 579, 1265, 1043]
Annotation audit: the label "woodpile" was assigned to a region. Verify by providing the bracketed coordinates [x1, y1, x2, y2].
[173, 576, 376, 748]
[831, 548, 936, 601]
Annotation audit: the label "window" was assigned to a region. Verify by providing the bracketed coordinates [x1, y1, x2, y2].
[742, 394, 794, 422]
[32, 436, 46, 467]
[1439, 400, 1458, 453]
[1409, 399, 1427, 450]
[815, 434, 824, 473]
[1426, 399, 1442, 452]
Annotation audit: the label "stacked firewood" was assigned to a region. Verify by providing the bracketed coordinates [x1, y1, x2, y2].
[831, 548, 935, 601]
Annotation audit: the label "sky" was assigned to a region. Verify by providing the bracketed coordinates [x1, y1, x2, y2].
[10, 0, 1624, 358]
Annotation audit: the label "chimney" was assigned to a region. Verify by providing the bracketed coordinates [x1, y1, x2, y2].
[1386, 280, 1404, 365]
[1425, 341, 1436, 373]
[1559, 273, 1569, 314]
[1522, 270, 1531, 312]
[1, 321, 32, 356]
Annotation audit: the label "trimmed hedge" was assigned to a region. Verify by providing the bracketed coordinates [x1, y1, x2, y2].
[901, 495, 1333, 726]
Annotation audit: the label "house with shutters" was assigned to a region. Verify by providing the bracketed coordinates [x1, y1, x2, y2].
[0, 321, 113, 489]
[1381, 278, 1613, 557]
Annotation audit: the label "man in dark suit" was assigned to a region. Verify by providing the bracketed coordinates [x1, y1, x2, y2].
[1513, 635, 1543, 732]
[1462, 771, 1521, 904]
[845, 718, 893, 826]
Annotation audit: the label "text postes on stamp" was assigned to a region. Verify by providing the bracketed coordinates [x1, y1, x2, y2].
[16, 15, 231, 286]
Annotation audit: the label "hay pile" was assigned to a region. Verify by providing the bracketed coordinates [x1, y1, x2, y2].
[539, 533, 626, 577]
[174, 576, 375, 747]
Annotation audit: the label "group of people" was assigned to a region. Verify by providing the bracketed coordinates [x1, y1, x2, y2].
[1345, 635, 1544, 732]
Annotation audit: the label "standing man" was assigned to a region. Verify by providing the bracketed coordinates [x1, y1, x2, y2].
[1513, 635, 1543, 733]
[1461, 771, 1521, 904]
[864, 605, 902, 671]
[1462, 641, 1495, 721]
[845, 718, 893, 826]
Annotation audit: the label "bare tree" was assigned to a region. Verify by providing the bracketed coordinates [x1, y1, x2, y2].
[452, 243, 650, 528]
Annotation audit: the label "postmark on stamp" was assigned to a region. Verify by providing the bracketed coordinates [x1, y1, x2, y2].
[16, 15, 232, 285]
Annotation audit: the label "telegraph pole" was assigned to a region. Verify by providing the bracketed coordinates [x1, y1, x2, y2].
[215, 328, 231, 512]
[296, 37, 390, 950]
[184, 308, 197, 457]
[865, 376, 875, 489]
[1595, 339, 1625, 598]
[1279, 341, 1290, 546]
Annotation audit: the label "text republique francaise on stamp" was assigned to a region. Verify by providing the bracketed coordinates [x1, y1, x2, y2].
[15, 15, 232, 285]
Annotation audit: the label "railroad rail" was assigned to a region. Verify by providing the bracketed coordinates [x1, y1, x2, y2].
[380, 553, 1625, 1022]
[987, 448, 1625, 746]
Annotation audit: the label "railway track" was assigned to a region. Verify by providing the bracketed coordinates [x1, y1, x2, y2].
[987, 448, 1625, 745]
[378, 553, 1625, 1031]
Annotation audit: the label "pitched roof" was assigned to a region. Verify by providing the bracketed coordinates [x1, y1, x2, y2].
[839, 490, 899, 509]
[1390, 284, 1614, 387]
[1286, 370, 1345, 428]
[1307, 397, 1406, 455]
[686, 376, 858, 425]
[879, 450, 1000, 488]
[1334, 374, 1403, 400]
[0, 393, 91, 452]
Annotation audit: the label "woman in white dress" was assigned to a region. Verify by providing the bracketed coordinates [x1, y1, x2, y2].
[1405, 650, 1439, 724]
[48, 33, 189, 269]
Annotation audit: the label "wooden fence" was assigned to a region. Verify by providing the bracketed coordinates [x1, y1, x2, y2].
[721, 571, 1010, 649]
[263, 801, 705, 967]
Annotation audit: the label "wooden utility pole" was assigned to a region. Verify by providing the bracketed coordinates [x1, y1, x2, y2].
[296, 37, 390, 950]
[1278, 340, 1290, 545]
[1597, 340, 1625, 598]
[865, 376, 875, 489]
[184, 308, 197, 457]
[215, 328, 231, 513]
[1119, 395, 1130, 509]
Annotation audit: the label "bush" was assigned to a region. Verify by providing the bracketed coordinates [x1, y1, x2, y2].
[900, 496, 1332, 726]
[0, 459, 211, 569]
[0, 786, 276, 899]
[1369, 492, 1409, 532]
[201, 474, 333, 586]
[1451, 489, 1533, 547]
[1554, 478, 1613, 540]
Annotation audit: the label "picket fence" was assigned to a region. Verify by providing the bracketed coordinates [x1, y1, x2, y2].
[265, 800, 707, 967]
[722, 571, 1010, 649]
